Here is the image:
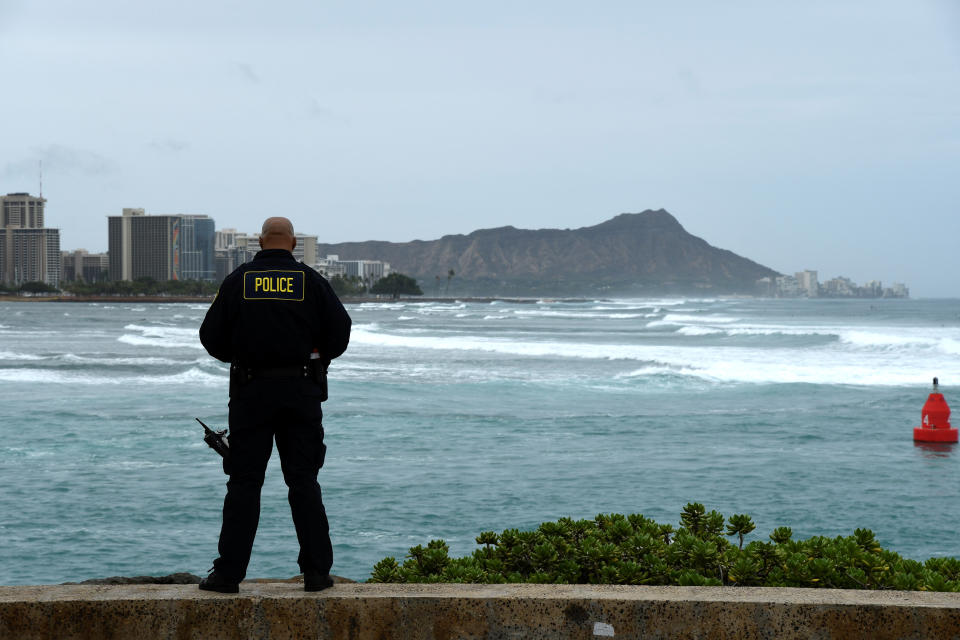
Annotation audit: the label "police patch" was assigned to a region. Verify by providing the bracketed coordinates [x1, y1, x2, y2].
[243, 270, 305, 301]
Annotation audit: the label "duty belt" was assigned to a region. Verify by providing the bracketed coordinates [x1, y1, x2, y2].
[231, 363, 309, 382]
[230, 361, 328, 401]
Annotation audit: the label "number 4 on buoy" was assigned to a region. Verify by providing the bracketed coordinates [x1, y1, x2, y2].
[913, 377, 958, 443]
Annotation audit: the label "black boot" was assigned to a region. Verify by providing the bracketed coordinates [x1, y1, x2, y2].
[199, 569, 240, 594]
[304, 571, 334, 592]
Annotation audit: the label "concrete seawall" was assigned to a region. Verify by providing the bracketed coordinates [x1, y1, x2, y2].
[2, 583, 959, 639]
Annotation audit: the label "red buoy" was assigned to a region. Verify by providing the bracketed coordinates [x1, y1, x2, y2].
[913, 377, 958, 443]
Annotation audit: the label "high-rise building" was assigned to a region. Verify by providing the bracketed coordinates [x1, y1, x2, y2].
[795, 270, 819, 297]
[214, 230, 258, 281]
[863, 280, 883, 297]
[316, 255, 346, 278]
[293, 233, 317, 266]
[108, 208, 216, 281]
[0, 193, 60, 287]
[179, 215, 216, 281]
[61, 249, 109, 282]
[340, 259, 391, 282]
[887, 283, 909, 298]
[2, 192, 46, 227]
[211, 230, 387, 283]
[215, 228, 239, 251]
[213, 230, 319, 281]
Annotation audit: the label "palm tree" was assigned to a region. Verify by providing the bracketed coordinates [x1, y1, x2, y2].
[445, 269, 455, 296]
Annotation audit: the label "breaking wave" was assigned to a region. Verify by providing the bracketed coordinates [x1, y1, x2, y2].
[349, 321, 960, 386]
[0, 367, 224, 386]
[118, 324, 203, 349]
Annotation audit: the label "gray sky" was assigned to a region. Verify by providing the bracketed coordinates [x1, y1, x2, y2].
[1, 1, 958, 296]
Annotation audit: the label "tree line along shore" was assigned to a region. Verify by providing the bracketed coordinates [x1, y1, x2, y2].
[0, 294, 558, 304]
[1, 272, 427, 302]
[0, 275, 589, 304]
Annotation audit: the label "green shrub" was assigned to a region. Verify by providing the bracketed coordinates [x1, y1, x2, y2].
[368, 503, 960, 591]
[369, 273, 423, 298]
[329, 275, 366, 296]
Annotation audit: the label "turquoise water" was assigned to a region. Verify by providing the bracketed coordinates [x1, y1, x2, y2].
[1, 297, 958, 585]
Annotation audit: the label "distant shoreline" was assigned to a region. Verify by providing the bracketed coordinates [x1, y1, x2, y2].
[0, 294, 925, 305]
[0, 295, 215, 303]
[0, 295, 590, 304]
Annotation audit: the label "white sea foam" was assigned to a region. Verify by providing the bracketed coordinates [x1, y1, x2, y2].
[0, 366, 223, 386]
[838, 330, 959, 352]
[123, 323, 197, 336]
[0, 351, 46, 361]
[397, 316, 415, 321]
[513, 309, 589, 318]
[661, 313, 740, 324]
[0, 329, 64, 337]
[676, 326, 725, 336]
[358, 302, 407, 310]
[143, 367, 224, 386]
[513, 309, 649, 320]
[350, 323, 960, 386]
[614, 365, 699, 379]
[726, 326, 835, 337]
[56, 353, 192, 366]
[673, 323, 833, 338]
[672, 323, 960, 356]
[118, 323, 203, 349]
[602, 298, 689, 307]
[2, 447, 54, 458]
[943, 338, 960, 356]
[616, 350, 960, 386]
[118, 334, 205, 349]
[414, 304, 467, 313]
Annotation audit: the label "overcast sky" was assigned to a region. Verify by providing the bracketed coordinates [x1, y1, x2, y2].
[1, 1, 958, 296]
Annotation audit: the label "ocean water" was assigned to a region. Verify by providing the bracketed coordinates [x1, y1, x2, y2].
[1, 297, 958, 585]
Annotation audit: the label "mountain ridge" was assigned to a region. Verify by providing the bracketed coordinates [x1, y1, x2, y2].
[317, 209, 779, 295]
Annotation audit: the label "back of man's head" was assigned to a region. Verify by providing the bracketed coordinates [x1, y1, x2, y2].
[259, 217, 297, 251]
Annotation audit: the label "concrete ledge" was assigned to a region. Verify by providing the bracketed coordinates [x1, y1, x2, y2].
[2, 583, 959, 639]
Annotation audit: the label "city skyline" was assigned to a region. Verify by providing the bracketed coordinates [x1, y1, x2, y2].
[0, 183, 943, 295]
[0, 192, 60, 287]
[2, 2, 958, 296]
[39, 199, 909, 297]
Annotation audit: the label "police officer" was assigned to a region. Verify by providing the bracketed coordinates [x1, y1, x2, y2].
[197, 216, 351, 593]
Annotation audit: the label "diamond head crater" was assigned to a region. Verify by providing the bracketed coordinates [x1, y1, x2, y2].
[317, 209, 778, 296]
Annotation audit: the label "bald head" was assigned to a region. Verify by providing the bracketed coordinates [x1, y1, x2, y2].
[259, 217, 297, 252]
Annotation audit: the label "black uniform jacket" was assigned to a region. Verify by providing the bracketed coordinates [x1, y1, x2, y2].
[199, 249, 351, 368]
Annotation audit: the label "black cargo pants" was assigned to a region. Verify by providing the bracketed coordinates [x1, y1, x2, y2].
[213, 377, 331, 583]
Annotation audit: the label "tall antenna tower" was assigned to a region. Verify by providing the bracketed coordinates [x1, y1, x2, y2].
[38, 160, 43, 198]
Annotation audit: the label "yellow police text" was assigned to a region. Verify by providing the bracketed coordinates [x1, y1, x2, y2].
[254, 276, 295, 293]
